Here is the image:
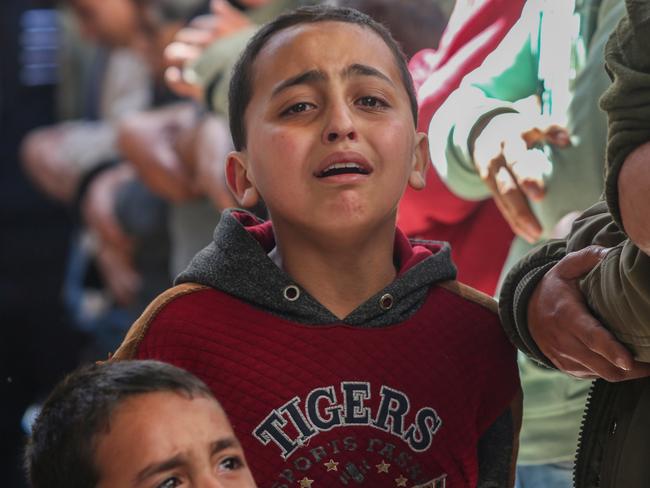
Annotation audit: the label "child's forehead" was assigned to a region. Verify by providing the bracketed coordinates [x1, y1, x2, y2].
[252, 21, 401, 85]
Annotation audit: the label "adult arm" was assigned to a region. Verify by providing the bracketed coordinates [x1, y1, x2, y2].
[499, 0, 650, 379]
[599, 2, 650, 234]
[118, 102, 200, 202]
[499, 199, 650, 379]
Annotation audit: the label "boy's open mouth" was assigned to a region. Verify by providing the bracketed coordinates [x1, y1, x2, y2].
[317, 162, 372, 178]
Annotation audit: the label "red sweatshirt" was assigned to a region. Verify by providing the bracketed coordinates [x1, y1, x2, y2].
[113, 210, 520, 488]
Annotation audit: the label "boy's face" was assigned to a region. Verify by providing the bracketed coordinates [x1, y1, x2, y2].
[227, 22, 427, 238]
[71, 0, 138, 47]
[94, 392, 257, 488]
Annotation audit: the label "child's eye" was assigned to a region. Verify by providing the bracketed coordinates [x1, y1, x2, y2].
[218, 455, 244, 471]
[356, 96, 388, 109]
[156, 477, 182, 488]
[281, 102, 316, 116]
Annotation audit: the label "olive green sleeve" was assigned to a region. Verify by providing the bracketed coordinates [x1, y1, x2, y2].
[599, 0, 650, 230]
[499, 199, 650, 363]
[498, 201, 627, 366]
[577, 234, 650, 362]
[500, 0, 650, 364]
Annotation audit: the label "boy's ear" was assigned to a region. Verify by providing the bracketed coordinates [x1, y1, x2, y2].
[408, 132, 429, 191]
[225, 151, 260, 207]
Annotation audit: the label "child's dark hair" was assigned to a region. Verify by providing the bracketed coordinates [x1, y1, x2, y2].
[25, 360, 214, 488]
[228, 5, 419, 151]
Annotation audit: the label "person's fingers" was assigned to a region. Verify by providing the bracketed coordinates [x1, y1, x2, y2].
[173, 27, 214, 47]
[624, 361, 650, 380]
[552, 347, 650, 381]
[164, 67, 202, 100]
[96, 215, 133, 254]
[520, 124, 571, 148]
[578, 318, 635, 372]
[520, 127, 546, 148]
[519, 179, 546, 201]
[544, 124, 571, 147]
[508, 149, 550, 201]
[556, 344, 631, 382]
[548, 354, 599, 380]
[534, 314, 632, 381]
[494, 167, 542, 242]
[96, 245, 140, 306]
[554, 246, 609, 280]
[483, 164, 539, 242]
[163, 42, 201, 69]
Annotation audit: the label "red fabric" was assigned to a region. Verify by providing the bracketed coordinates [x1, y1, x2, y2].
[234, 211, 444, 279]
[137, 287, 519, 488]
[398, 0, 525, 295]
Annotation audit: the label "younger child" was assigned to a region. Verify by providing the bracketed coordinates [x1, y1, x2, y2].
[114, 6, 521, 487]
[25, 360, 256, 488]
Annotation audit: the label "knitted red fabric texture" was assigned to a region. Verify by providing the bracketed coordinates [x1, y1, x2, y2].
[136, 287, 519, 488]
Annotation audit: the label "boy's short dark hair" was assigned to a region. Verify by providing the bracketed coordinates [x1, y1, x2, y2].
[25, 360, 213, 488]
[336, 0, 447, 58]
[228, 5, 419, 151]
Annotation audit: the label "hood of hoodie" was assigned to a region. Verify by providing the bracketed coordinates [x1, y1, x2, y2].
[176, 209, 456, 327]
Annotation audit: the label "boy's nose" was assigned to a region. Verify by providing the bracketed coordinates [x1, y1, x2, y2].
[322, 104, 357, 144]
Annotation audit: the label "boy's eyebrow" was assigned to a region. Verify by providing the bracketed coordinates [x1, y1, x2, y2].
[343, 63, 394, 86]
[271, 64, 393, 97]
[210, 436, 240, 454]
[272, 69, 326, 97]
[133, 437, 240, 484]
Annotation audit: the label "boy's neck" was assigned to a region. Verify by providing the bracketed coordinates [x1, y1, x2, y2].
[270, 221, 398, 320]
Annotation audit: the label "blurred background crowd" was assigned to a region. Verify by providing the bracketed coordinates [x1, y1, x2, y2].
[1, 0, 620, 485]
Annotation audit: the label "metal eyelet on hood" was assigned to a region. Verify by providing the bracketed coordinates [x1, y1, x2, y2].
[379, 293, 394, 311]
[283, 284, 301, 302]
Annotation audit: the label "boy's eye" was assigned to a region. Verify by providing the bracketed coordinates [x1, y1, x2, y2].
[218, 455, 244, 471]
[356, 96, 387, 108]
[281, 102, 315, 116]
[157, 477, 182, 488]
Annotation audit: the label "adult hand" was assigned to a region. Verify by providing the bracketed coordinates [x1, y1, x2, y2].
[94, 240, 141, 307]
[21, 126, 82, 203]
[118, 104, 200, 202]
[82, 164, 136, 254]
[473, 112, 570, 243]
[164, 0, 253, 99]
[82, 164, 141, 306]
[528, 245, 650, 381]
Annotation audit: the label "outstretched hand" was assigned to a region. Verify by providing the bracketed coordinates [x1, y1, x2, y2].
[473, 113, 571, 243]
[528, 245, 650, 381]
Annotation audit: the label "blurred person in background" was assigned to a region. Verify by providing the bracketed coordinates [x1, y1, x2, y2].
[428, 0, 625, 486]
[10, 1, 207, 483]
[23, 0, 212, 355]
[20, 0, 155, 352]
[399, 0, 526, 295]
[76, 0, 211, 321]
